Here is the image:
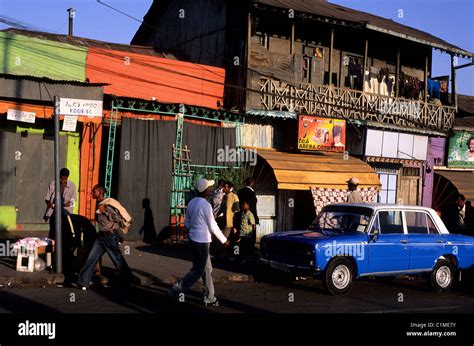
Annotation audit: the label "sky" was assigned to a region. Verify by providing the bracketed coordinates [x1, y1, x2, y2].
[0, 0, 473, 95]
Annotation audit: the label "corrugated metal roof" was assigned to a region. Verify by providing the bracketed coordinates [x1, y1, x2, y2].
[454, 116, 474, 129]
[253, 0, 473, 57]
[457, 94, 474, 115]
[0, 73, 107, 87]
[1, 28, 182, 60]
[246, 109, 297, 119]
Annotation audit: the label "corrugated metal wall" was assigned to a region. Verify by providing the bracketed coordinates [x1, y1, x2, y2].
[0, 32, 87, 81]
[242, 123, 273, 148]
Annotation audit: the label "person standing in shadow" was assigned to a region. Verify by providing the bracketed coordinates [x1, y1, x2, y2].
[139, 198, 156, 244]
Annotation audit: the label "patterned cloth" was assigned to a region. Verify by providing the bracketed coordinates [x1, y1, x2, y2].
[239, 210, 256, 237]
[310, 187, 379, 215]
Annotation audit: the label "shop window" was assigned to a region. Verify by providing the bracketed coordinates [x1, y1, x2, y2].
[377, 172, 397, 204]
[253, 32, 268, 49]
[402, 167, 420, 177]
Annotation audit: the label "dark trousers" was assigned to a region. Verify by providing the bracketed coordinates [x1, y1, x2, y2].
[174, 241, 215, 302]
[77, 231, 132, 287]
[239, 234, 256, 258]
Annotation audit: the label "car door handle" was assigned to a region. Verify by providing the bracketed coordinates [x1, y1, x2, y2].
[400, 239, 408, 244]
[436, 240, 445, 243]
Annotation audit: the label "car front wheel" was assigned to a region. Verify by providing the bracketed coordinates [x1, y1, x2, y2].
[430, 259, 454, 293]
[323, 257, 354, 295]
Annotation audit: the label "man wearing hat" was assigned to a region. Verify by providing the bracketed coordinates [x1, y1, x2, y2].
[346, 177, 363, 203]
[168, 178, 230, 306]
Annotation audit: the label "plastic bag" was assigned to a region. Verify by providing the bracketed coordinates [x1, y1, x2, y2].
[34, 257, 46, 272]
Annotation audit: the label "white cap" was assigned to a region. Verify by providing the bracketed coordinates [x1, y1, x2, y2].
[195, 178, 215, 193]
[347, 177, 360, 185]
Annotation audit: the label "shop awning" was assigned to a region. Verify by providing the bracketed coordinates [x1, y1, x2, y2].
[435, 170, 474, 201]
[257, 149, 381, 190]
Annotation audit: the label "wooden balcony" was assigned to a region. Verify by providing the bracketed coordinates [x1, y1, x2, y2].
[259, 78, 455, 133]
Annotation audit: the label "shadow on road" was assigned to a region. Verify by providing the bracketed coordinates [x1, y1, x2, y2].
[0, 290, 62, 314]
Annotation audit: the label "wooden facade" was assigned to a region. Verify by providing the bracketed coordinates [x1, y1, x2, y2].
[132, 0, 467, 134]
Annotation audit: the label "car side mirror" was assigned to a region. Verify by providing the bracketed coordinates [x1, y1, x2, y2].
[370, 228, 380, 241]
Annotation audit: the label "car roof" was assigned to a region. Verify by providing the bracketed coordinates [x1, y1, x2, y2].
[325, 203, 435, 212]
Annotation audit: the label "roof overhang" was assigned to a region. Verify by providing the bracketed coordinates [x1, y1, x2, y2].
[435, 169, 474, 201]
[256, 149, 381, 190]
[366, 24, 473, 58]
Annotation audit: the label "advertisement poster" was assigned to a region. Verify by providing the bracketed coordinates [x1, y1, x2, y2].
[298, 115, 346, 152]
[447, 131, 474, 168]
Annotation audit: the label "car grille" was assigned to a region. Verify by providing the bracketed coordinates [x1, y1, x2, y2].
[261, 238, 314, 261]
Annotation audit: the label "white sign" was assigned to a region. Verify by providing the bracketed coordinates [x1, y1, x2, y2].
[62, 116, 78, 132]
[59, 98, 103, 117]
[7, 109, 36, 124]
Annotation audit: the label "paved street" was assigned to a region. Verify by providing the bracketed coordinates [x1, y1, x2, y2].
[1, 275, 473, 314]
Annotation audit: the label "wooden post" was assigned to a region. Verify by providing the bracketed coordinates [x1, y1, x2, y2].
[247, 13, 252, 63]
[451, 53, 457, 109]
[290, 20, 295, 55]
[363, 39, 368, 72]
[328, 28, 334, 86]
[424, 53, 428, 103]
[395, 48, 400, 97]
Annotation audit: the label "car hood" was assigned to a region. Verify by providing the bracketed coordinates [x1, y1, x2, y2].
[262, 230, 367, 244]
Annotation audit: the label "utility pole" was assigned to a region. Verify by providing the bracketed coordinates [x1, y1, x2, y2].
[54, 96, 62, 274]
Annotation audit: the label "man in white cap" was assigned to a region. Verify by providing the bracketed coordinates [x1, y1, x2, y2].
[168, 178, 230, 306]
[346, 177, 363, 203]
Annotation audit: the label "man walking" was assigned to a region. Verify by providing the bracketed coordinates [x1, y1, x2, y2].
[44, 167, 77, 285]
[76, 185, 133, 290]
[237, 177, 259, 225]
[346, 177, 363, 203]
[168, 178, 230, 306]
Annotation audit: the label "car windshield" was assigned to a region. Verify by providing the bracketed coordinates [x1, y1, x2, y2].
[308, 206, 373, 234]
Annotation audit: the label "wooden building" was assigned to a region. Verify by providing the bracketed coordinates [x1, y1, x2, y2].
[132, 0, 473, 233]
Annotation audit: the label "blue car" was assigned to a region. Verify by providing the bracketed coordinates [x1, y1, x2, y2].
[260, 203, 474, 295]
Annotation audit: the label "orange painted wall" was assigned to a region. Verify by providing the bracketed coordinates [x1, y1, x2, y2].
[79, 122, 102, 221]
[86, 48, 225, 109]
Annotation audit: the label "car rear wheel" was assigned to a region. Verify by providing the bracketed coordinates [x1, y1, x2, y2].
[430, 259, 454, 293]
[323, 257, 354, 295]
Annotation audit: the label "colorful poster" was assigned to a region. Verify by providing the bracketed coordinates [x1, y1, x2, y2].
[447, 131, 474, 168]
[298, 115, 346, 152]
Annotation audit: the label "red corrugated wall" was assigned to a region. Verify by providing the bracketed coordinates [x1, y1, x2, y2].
[86, 47, 225, 109]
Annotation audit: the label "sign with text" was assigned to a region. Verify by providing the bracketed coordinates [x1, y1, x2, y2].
[7, 109, 36, 124]
[59, 98, 103, 117]
[447, 131, 474, 168]
[62, 115, 78, 132]
[298, 115, 346, 152]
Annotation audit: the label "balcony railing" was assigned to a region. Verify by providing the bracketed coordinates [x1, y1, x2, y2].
[259, 78, 455, 132]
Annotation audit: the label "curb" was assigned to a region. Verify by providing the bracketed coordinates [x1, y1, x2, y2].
[0, 273, 64, 288]
[134, 273, 255, 287]
[0, 272, 254, 288]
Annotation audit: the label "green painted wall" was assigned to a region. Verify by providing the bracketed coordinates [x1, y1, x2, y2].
[0, 125, 81, 229]
[0, 32, 87, 81]
[0, 206, 16, 230]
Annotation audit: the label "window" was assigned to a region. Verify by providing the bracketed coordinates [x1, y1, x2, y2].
[377, 172, 397, 204]
[405, 211, 439, 234]
[302, 56, 312, 83]
[372, 211, 404, 234]
[253, 32, 268, 49]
